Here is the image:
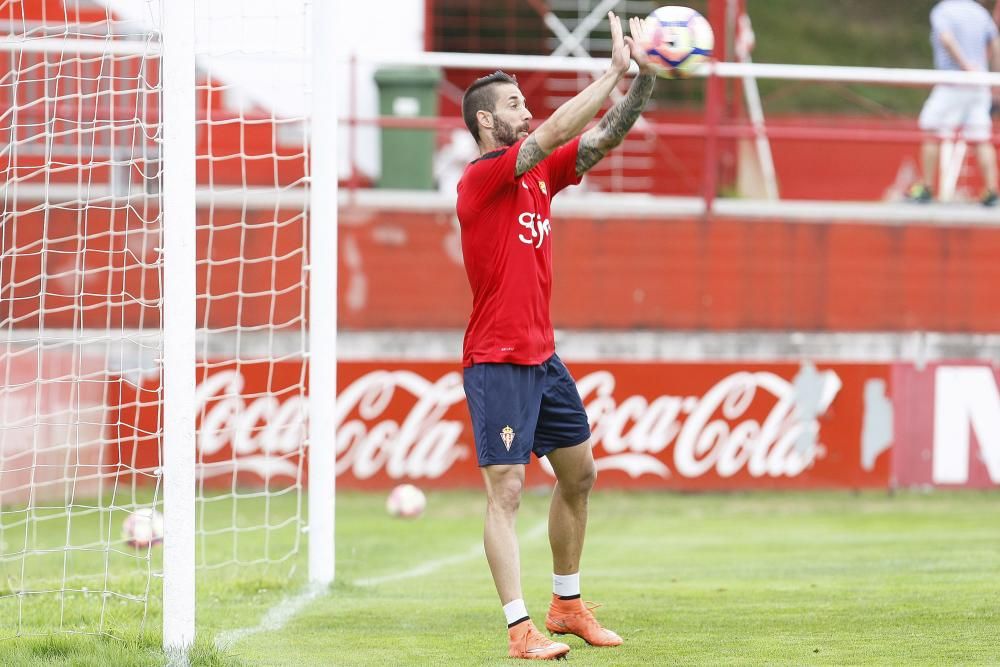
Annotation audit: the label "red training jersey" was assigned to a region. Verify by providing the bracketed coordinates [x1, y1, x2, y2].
[456, 136, 582, 367]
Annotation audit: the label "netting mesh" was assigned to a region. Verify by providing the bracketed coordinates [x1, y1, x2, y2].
[0, 0, 163, 639]
[0, 0, 311, 639]
[192, 0, 309, 573]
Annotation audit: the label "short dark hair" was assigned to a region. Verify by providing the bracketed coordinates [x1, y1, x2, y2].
[461, 70, 518, 144]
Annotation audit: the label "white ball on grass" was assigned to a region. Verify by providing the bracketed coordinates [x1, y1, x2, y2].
[122, 507, 164, 548]
[386, 484, 426, 519]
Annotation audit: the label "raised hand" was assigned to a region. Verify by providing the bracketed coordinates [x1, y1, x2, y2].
[607, 11, 631, 77]
[624, 16, 656, 75]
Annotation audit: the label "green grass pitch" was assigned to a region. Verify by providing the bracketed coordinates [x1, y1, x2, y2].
[1, 489, 998, 665]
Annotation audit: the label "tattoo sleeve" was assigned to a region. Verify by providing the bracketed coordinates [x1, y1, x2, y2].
[575, 135, 607, 178]
[515, 135, 550, 178]
[576, 72, 656, 176]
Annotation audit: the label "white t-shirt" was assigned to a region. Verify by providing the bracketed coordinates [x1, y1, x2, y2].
[930, 0, 999, 71]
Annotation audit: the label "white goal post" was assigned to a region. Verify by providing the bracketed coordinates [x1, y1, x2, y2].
[0, 0, 335, 654]
[308, 0, 338, 590]
[161, 0, 197, 651]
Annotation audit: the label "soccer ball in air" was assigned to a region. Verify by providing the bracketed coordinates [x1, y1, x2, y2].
[386, 484, 426, 519]
[122, 508, 164, 548]
[641, 6, 714, 79]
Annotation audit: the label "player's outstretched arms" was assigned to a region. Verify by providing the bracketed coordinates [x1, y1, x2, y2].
[515, 11, 631, 177]
[576, 16, 657, 176]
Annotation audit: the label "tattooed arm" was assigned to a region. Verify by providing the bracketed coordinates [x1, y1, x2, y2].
[514, 69, 619, 178]
[575, 72, 655, 176]
[574, 15, 658, 177]
[515, 11, 632, 177]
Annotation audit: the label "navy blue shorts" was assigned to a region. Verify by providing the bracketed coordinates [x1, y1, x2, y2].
[463, 353, 591, 466]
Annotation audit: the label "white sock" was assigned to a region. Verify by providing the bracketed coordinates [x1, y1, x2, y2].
[553, 572, 580, 598]
[503, 598, 529, 626]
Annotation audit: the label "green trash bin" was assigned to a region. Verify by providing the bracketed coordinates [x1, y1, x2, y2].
[374, 66, 442, 189]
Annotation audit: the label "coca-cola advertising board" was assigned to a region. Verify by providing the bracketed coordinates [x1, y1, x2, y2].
[113, 360, 892, 490]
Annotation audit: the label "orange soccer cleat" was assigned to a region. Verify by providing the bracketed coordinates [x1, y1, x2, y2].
[545, 594, 623, 647]
[508, 619, 571, 660]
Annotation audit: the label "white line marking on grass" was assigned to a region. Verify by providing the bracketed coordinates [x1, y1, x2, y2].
[354, 520, 548, 588]
[213, 520, 547, 650]
[214, 582, 327, 651]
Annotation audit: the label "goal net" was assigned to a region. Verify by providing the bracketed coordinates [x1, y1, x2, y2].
[0, 0, 317, 644]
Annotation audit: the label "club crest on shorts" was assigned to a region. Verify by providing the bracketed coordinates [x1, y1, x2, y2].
[500, 425, 515, 451]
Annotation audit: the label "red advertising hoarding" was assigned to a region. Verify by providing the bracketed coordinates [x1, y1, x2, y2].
[112, 360, 893, 490]
[893, 364, 1000, 489]
[8, 355, 998, 494]
[0, 351, 110, 503]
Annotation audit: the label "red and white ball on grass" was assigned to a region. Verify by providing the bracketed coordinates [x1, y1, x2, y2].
[639, 6, 714, 79]
[386, 484, 426, 519]
[122, 508, 164, 548]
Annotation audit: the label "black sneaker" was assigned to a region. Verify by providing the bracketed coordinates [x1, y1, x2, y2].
[905, 184, 933, 203]
[981, 190, 998, 207]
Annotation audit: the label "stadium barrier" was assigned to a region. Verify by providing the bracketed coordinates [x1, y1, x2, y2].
[7, 207, 1000, 332]
[4, 352, 996, 492]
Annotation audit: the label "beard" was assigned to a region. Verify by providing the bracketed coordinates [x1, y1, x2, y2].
[493, 116, 528, 147]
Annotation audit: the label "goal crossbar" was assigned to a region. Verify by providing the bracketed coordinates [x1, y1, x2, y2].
[0, 34, 160, 56]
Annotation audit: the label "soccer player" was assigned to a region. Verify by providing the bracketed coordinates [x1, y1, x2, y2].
[907, 0, 1000, 206]
[456, 12, 656, 661]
